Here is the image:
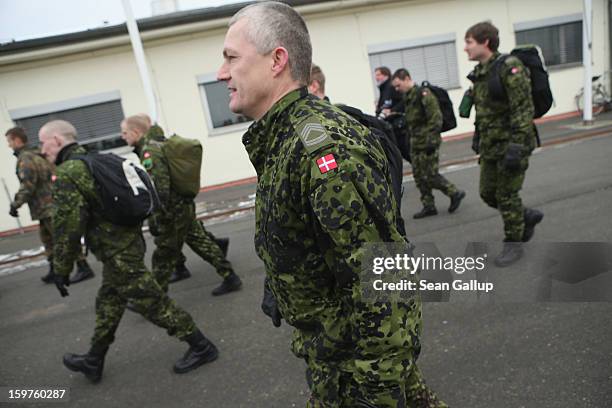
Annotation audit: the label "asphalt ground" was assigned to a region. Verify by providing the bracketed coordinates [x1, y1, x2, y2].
[1, 117, 611, 407]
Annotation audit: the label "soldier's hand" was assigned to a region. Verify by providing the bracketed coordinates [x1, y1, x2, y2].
[262, 280, 282, 327]
[54, 274, 70, 297]
[502, 143, 524, 171]
[471, 133, 480, 154]
[9, 204, 18, 218]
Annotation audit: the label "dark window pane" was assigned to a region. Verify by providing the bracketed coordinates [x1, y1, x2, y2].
[202, 81, 248, 128]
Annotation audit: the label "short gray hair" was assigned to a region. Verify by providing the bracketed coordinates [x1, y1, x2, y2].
[230, 1, 312, 85]
[40, 119, 77, 142]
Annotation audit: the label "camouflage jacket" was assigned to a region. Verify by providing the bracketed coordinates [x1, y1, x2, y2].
[134, 125, 183, 219]
[12, 146, 53, 220]
[244, 87, 420, 384]
[52, 143, 145, 277]
[404, 86, 442, 151]
[469, 51, 536, 160]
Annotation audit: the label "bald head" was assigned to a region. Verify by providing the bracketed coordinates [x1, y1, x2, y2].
[121, 115, 151, 146]
[38, 120, 78, 163]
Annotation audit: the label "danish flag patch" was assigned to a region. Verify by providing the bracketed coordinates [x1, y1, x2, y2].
[316, 154, 338, 174]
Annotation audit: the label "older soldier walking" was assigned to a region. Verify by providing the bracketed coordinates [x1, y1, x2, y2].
[218, 2, 447, 407]
[5, 126, 94, 284]
[38, 120, 218, 382]
[464, 22, 544, 267]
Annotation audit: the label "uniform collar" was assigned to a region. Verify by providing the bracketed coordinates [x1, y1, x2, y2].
[243, 87, 308, 174]
[473, 51, 502, 78]
[55, 142, 82, 165]
[134, 125, 165, 155]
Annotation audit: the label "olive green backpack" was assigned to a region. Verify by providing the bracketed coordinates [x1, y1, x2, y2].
[163, 134, 203, 198]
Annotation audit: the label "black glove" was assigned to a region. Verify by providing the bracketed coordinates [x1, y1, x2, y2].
[54, 274, 70, 297]
[471, 131, 480, 154]
[261, 279, 282, 327]
[502, 143, 524, 171]
[9, 204, 18, 218]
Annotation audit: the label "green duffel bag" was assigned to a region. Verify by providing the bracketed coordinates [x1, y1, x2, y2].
[163, 134, 203, 198]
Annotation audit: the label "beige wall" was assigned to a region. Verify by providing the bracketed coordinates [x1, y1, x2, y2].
[0, 0, 608, 232]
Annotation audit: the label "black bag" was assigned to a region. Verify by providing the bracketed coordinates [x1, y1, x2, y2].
[71, 153, 160, 226]
[336, 104, 406, 237]
[489, 45, 553, 119]
[385, 113, 411, 163]
[420, 81, 457, 132]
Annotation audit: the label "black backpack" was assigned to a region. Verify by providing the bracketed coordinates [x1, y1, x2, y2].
[489, 45, 553, 118]
[336, 104, 407, 237]
[420, 81, 457, 132]
[71, 153, 160, 226]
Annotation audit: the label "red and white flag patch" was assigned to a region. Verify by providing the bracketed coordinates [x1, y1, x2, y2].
[316, 154, 338, 174]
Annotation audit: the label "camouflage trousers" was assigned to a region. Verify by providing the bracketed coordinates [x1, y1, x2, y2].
[304, 357, 448, 408]
[479, 157, 528, 241]
[91, 235, 197, 350]
[412, 150, 458, 208]
[39, 217, 86, 262]
[151, 200, 233, 292]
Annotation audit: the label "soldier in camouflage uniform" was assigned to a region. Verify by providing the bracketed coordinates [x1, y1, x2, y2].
[464, 22, 544, 267]
[133, 113, 230, 284]
[121, 116, 240, 295]
[219, 3, 447, 407]
[391, 69, 465, 219]
[37, 120, 218, 383]
[5, 126, 94, 284]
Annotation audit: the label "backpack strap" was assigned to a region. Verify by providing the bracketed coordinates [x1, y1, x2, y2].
[488, 54, 510, 101]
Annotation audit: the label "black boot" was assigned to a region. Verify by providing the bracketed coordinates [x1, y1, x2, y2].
[169, 263, 192, 284]
[211, 272, 242, 296]
[41, 257, 55, 284]
[448, 190, 466, 213]
[522, 208, 544, 242]
[63, 346, 107, 383]
[70, 260, 95, 284]
[494, 241, 524, 267]
[215, 237, 230, 258]
[174, 330, 219, 374]
[413, 206, 437, 219]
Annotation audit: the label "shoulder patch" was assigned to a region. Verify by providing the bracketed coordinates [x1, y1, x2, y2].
[422, 90, 429, 96]
[511, 66, 520, 74]
[296, 117, 334, 155]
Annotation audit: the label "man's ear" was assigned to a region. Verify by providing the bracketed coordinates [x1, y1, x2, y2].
[271, 46, 290, 77]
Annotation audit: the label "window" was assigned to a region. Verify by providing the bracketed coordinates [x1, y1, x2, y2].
[368, 34, 460, 89]
[515, 15, 582, 67]
[9, 91, 126, 152]
[197, 75, 249, 132]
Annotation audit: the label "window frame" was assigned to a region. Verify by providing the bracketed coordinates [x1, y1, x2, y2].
[8, 90, 125, 151]
[196, 73, 252, 136]
[367, 33, 461, 91]
[514, 13, 583, 69]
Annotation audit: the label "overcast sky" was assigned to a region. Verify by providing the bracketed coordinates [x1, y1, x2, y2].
[0, 0, 242, 43]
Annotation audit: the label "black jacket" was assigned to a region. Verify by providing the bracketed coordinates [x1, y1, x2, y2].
[375, 78, 404, 115]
